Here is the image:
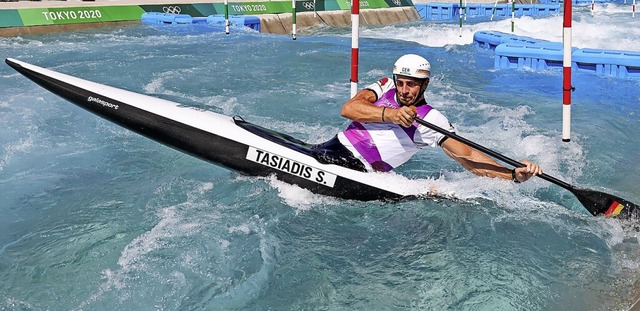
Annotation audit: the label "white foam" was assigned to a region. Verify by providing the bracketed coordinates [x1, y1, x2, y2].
[0, 137, 35, 173]
[4, 297, 36, 310]
[267, 176, 342, 211]
[118, 207, 198, 270]
[359, 10, 640, 51]
[211, 226, 278, 308]
[74, 182, 210, 310]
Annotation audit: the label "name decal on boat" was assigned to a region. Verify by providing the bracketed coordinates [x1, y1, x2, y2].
[246, 147, 337, 187]
[87, 96, 119, 110]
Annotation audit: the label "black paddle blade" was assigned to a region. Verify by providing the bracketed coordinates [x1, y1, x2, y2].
[572, 187, 639, 218]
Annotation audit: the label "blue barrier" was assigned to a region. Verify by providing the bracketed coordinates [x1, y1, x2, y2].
[414, 3, 456, 20]
[476, 30, 640, 79]
[141, 13, 261, 32]
[141, 12, 193, 25]
[495, 43, 565, 70]
[206, 15, 225, 24]
[192, 17, 209, 25]
[536, 4, 561, 14]
[415, 3, 560, 20]
[573, 49, 640, 79]
[515, 4, 536, 16]
[465, 5, 482, 18]
[538, 0, 610, 4]
[574, 0, 609, 4]
[413, 3, 426, 19]
[207, 15, 261, 32]
[473, 31, 512, 49]
[473, 31, 549, 49]
[488, 5, 511, 18]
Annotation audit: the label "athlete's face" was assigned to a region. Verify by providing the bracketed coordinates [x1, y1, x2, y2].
[395, 76, 428, 106]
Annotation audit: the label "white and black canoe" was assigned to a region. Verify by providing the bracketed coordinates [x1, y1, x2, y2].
[6, 58, 428, 201]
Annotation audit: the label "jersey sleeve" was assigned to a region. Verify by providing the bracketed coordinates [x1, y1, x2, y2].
[364, 77, 394, 102]
[415, 108, 455, 147]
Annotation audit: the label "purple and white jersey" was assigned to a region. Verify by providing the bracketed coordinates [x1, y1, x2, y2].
[337, 77, 455, 172]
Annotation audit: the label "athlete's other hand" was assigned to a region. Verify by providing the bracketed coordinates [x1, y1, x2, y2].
[514, 160, 543, 183]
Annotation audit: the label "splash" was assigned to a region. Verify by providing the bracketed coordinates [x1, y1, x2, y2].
[360, 8, 640, 51]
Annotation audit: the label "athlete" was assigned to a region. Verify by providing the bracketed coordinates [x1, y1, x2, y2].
[314, 54, 542, 183]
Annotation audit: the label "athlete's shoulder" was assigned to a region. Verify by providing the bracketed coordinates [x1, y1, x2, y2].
[424, 107, 455, 132]
[365, 77, 395, 96]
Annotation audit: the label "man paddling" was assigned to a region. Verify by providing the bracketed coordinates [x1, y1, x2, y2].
[314, 54, 542, 183]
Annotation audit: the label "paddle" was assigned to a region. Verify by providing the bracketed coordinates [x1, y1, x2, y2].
[411, 115, 639, 219]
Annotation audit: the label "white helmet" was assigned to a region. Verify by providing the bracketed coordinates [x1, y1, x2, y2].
[392, 54, 431, 79]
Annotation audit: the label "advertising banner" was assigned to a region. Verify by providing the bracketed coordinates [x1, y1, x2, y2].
[0, 0, 414, 28]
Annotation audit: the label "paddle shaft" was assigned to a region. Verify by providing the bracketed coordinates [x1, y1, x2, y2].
[412, 118, 575, 191]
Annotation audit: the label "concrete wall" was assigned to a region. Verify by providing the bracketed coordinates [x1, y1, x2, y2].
[260, 7, 420, 35]
[0, 21, 138, 37]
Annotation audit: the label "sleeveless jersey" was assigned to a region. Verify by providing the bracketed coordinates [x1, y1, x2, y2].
[337, 77, 455, 172]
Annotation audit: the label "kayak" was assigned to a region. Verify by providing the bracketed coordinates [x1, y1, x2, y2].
[5, 58, 427, 201]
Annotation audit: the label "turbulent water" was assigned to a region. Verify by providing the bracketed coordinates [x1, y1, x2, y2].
[1, 3, 640, 310]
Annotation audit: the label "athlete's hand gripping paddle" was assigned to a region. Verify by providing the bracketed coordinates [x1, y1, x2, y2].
[409, 107, 639, 219]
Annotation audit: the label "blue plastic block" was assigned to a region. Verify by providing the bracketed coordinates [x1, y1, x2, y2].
[192, 17, 208, 24]
[495, 42, 565, 70]
[206, 15, 261, 32]
[574, 0, 607, 4]
[465, 5, 482, 18]
[515, 4, 536, 16]
[572, 49, 640, 79]
[479, 3, 497, 16]
[536, 4, 560, 15]
[491, 6, 510, 17]
[206, 15, 225, 24]
[503, 35, 548, 46]
[242, 16, 261, 32]
[229, 15, 246, 27]
[141, 12, 193, 25]
[424, 3, 456, 20]
[473, 31, 545, 49]
[414, 4, 428, 19]
[473, 31, 508, 49]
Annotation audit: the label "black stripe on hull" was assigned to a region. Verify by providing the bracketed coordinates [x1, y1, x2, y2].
[7, 59, 404, 201]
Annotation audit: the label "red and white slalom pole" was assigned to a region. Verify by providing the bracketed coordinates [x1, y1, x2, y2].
[562, 0, 573, 142]
[350, 0, 360, 98]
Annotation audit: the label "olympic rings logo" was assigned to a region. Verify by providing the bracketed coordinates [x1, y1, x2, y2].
[162, 6, 182, 14]
[302, 2, 315, 10]
[392, 0, 401, 6]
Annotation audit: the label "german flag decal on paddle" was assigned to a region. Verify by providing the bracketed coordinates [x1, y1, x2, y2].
[604, 201, 625, 217]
